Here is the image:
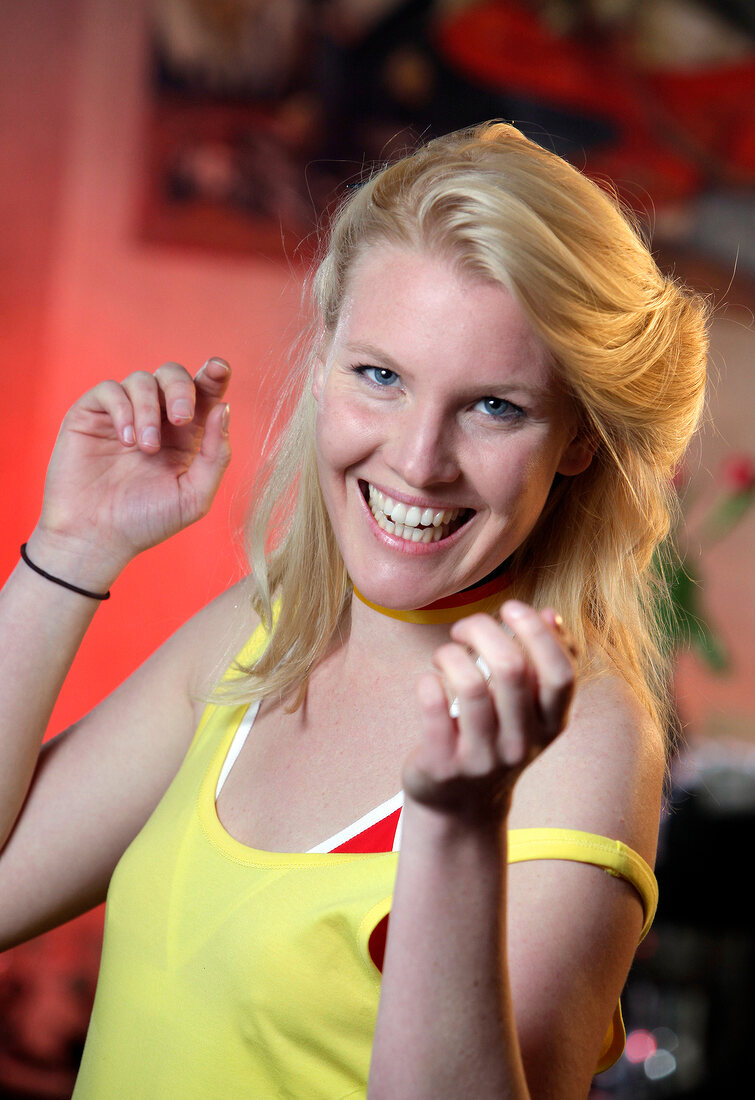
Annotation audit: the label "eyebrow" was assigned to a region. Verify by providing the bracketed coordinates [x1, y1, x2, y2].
[343, 341, 554, 402]
[345, 342, 402, 372]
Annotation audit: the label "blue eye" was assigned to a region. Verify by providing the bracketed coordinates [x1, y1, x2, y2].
[358, 366, 399, 387]
[475, 396, 524, 420]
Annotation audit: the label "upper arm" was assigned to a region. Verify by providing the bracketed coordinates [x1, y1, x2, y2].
[0, 580, 256, 951]
[505, 670, 665, 1095]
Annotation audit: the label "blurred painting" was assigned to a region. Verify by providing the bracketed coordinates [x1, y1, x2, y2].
[140, 0, 755, 262]
[137, 0, 623, 261]
[139, 0, 454, 260]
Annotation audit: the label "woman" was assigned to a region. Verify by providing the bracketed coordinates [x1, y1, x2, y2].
[0, 123, 707, 1098]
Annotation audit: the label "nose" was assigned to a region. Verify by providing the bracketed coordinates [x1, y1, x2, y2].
[385, 403, 460, 489]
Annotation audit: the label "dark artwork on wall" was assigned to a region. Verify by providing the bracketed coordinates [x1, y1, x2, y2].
[138, 1, 755, 266]
[138, 0, 453, 261]
[133, 0, 629, 261]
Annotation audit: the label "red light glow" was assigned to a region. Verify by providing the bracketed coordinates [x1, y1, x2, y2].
[625, 1029, 658, 1064]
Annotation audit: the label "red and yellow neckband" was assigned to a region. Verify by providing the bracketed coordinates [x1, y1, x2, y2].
[352, 567, 513, 624]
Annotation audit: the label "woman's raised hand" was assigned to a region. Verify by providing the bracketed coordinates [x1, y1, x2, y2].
[30, 358, 232, 587]
[403, 602, 577, 821]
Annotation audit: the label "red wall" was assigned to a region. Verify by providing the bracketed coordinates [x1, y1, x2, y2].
[0, 5, 300, 1093]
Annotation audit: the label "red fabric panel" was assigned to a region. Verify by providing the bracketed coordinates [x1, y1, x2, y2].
[368, 915, 389, 972]
[330, 808, 402, 854]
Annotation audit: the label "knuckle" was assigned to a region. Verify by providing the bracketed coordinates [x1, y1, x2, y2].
[88, 378, 120, 401]
[465, 745, 497, 776]
[423, 693, 451, 722]
[462, 612, 493, 630]
[458, 675, 490, 702]
[492, 653, 527, 682]
[122, 371, 158, 401]
[158, 365, 193, 388]
[500, 728, 527, 766]
[522, 615, 550, 641]
[451, 613, 496, 645]
[434, 642, 459, 664]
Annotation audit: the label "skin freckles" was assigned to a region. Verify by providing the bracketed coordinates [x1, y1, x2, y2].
[312, 246, 592, 610]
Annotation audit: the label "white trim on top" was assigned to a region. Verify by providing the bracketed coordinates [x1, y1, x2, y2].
[214, 700, 404, 854]
[215, 702, 260, 801]
[307, 791, 404, 854]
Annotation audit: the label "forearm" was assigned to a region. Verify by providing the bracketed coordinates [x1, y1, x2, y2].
[0, 359, 231, 853]
[0, 527, 119, 849]
[369, 798, 529, 1100]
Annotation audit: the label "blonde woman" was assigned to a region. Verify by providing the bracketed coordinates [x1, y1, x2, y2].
[0, 123, 707, 1098]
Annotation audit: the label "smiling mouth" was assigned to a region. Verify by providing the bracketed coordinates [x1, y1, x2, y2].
[362, 482, 473, 543]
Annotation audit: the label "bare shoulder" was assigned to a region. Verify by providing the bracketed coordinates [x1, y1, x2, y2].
[163, 576, 262, 715]
[509, 664, 666, 864]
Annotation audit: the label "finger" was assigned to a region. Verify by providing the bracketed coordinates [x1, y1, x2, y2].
[177, 400, 231, 514]
[414, 671, 459, 775]
[193, 357, 231, 419]
[432, 642, 499, 772]
[84, 380, 138, 447]
[449, 613, 536, 766]
[120, 371, 164, 452]
[501, 601, 575, 740]
[153, 361, 197, 426]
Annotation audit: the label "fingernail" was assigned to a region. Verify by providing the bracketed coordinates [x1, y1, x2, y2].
[222, 403, 230, 433]
[123, 424, 135, 445]
[173, 400, 193, 421]
[208, 356, 229, 372]
[142, 426, 159, 447]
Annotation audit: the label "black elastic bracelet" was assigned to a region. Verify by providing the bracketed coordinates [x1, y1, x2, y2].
[20, 543, 111, 601]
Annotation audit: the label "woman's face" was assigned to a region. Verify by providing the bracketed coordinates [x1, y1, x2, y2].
[313, 246, 591, 610]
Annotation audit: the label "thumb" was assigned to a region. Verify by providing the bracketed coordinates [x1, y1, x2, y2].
[181, 401, 231, 513]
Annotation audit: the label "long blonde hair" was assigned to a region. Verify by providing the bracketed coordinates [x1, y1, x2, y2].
[228, 123, 708, 737]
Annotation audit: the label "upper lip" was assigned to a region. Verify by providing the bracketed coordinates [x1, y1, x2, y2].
[359, 478, 474, 514]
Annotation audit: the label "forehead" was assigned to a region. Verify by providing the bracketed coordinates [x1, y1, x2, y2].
[332, 245, 555, 391]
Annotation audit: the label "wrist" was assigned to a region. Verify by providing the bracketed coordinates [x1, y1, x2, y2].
[401, 794, 510, 856]
[25, 526, 126, 595]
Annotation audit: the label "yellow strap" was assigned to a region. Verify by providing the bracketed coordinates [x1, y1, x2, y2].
[508, 827, 658, 941]
[508, 828, 657, 1074]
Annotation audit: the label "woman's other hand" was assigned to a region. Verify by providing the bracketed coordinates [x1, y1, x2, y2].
[403, 601, 577, 820]
[29, 357, 232, 588]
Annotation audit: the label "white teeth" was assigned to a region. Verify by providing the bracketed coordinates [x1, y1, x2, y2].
[366, 483, 468, 544]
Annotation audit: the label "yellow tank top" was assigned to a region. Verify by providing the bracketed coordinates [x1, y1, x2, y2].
[73, 629, 657, 1098]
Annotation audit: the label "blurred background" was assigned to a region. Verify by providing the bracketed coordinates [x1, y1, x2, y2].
[0, 1, 753, 1096]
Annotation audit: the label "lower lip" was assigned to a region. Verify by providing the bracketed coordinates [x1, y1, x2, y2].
[358, 487, 473, 556]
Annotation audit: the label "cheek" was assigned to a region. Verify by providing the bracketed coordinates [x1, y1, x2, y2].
[480, 442, 561, 518]
[316, 393, 384, 469]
